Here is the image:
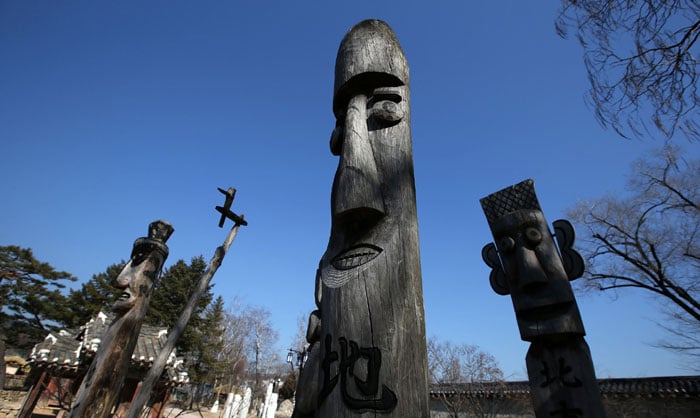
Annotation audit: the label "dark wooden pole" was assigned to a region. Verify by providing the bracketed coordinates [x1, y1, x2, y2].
[126, 188, 246, 418]
[68, 221, 173, 418]
[17, 370, 48, 418]
[481, 179, 607, 418]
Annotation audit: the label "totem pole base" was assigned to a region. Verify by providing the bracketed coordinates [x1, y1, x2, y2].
[526, 338, 607, 418]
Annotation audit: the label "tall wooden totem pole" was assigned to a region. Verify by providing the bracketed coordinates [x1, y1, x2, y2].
[480, 180, 606, 418]
[294, 19, 430, 418]
[69, 220, 173, 418]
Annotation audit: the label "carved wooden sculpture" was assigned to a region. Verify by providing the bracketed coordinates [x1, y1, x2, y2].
[126, 187, 246, 418]
[294, 19, 429, 418]
[69, 221, 173, 418]
[481, 179, 607, 418]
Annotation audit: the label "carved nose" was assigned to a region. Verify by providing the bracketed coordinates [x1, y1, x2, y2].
[115, 275, 129, 289]
[514, 245, 548, 291]
[332, 94, 385, 224]
[115, 268, 135, 289]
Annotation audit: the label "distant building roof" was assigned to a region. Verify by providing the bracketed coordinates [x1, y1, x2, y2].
[430, 376, 700, 399]
[431, 381, 530, 398]
[598, 376, 700, 398]
[28, 311, 187, 385]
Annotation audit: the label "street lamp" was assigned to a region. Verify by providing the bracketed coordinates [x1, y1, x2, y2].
[286, 347, 308, 371]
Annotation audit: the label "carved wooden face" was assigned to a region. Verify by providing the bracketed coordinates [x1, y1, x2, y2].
[324, 83, 412, 267]
[315, 20, 427, 415]
[320, 21, 415, 288]
[490, 209, 584, 340]
[112, 239, 164, 315]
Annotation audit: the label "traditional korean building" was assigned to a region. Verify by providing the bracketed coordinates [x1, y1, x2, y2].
[17, 311, 188, 418]
[429, 376, 700, 417]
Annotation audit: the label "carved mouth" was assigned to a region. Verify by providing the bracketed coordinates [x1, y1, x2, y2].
[518, 302, 573, 321]
[118, 292, 132, 301]
[331, 244, 382, 270]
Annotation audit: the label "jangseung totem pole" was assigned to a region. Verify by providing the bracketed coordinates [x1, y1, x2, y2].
[69, 221, 173, 418]
[480, 180, 606, 418]
[294, 19, 429, 418]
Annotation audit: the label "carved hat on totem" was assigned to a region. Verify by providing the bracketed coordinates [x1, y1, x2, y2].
[333, 19, 409, 115]
[480, 179, 541, 227]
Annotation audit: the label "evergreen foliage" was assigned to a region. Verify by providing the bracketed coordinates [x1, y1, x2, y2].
[146, 256, 213, 355]
[189, 295, 226, 383]
[0, 245, 76, 389]
[0, 245, 76, 349]
[64, 262, 124, 328]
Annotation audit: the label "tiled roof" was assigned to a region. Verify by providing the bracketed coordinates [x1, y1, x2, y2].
[28, 311, 187, 384]
[430, 376, 700, 398]
[28, 330, 82, 370]
[431, 381, 530, 398]
[598, 376, 700, 397]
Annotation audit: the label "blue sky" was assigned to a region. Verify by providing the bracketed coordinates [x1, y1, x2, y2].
[2, 1, 697, 380]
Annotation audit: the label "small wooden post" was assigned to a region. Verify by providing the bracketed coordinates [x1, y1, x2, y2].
[480, 179, 607, 418]
[125, 188, 246, 418]
[17, 370, 48, 418]
[68, 221, 173, 418]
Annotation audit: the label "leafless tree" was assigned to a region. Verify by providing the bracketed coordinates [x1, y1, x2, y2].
[427, 337, 505, 418]
[567, 145, 699, 368]
[216, 297, 255, 391]
[557, 1, 700, 140]
[245, 305, 279, 395]
[292, 312, 309, 354]
[211, 298, 281, 395]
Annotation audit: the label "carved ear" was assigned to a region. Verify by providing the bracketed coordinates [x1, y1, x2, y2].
[553, 219, 584, 281]
[314, 267, 322, 308]
[482, 243, 510, 295]
[307, 310, 321, 344]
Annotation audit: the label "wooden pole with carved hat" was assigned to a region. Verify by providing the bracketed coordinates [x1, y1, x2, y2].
[69, 221, 173, 418]
[481, 179, 606, 418]
[126, 187, 246, 418]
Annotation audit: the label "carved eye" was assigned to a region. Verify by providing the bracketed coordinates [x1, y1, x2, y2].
[132, 250, 148, 266]
[368, 100, 404, 124]
[498, 236, 515, 253]
[524, 227, 542, 246]
[131, 242, 157, 266]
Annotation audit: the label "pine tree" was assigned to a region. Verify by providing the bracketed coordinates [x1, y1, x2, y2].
[0, 245, 75, 388]
[186, 295, 227, 404]
[198, 295, 226, 379]
[63, 262, 125, 328]
[146, 256, 213, 355]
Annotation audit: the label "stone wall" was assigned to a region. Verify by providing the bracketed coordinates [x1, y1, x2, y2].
[0, 389, 27, 418]
[4, 374, 27, 389]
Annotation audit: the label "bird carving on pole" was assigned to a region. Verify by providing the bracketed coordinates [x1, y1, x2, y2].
[215, 187, 248, 227]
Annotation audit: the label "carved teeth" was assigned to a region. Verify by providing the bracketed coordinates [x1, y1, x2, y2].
[332, 244, 382, 270]
[518, 302, 572, 321]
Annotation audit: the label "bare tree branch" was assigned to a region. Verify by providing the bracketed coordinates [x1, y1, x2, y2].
[567, 145, 699, 364]
[557, 1, 700, 140]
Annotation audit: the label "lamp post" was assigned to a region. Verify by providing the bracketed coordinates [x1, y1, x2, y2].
[286, 347, 307, 372]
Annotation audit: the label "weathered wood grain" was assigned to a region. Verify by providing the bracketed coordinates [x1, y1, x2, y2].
[69, 221, 172, 418]
[126, 220, 243, 418]
[481, 180, 606, 418]
[526, 338, 607, 418]
[294, 19, 429, 418]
